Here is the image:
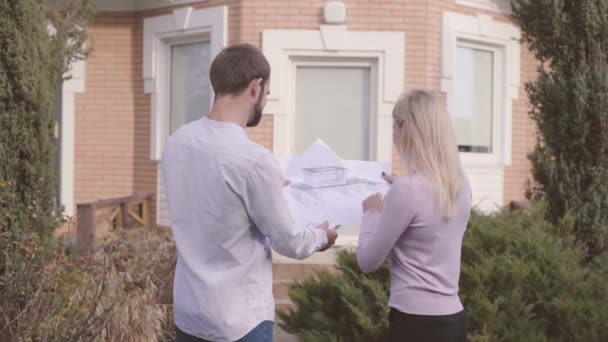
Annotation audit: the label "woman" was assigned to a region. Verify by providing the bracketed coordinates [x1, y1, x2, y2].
[357, 90, 472, 341]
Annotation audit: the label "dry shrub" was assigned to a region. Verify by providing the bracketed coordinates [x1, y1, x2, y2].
[0, 227, 177, 342]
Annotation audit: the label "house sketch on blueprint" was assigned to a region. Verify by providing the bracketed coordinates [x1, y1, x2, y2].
[302, 166, 348, 187]
[290, 166, 384, 206]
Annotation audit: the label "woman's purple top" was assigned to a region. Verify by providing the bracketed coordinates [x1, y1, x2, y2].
[357, 174, 472, 315]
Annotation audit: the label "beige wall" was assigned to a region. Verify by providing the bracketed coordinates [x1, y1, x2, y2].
[73, 0, 537, 223]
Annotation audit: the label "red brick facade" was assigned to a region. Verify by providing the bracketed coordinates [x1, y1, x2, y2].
[71, 0, 538, 223]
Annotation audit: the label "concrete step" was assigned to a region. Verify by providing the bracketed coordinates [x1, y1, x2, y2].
[272, 262, 336, 282]
[275, 298, 296, 313]
[273, 278, 293, 300]
[274, 325, 299, 342]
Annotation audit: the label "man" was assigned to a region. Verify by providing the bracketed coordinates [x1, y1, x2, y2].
[161, 43, 338, 342]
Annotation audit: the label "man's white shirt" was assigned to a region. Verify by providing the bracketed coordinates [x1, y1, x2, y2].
[161, 117, 327, 341]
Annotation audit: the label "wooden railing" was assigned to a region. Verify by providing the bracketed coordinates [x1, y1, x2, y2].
[77, 193, 154, 253]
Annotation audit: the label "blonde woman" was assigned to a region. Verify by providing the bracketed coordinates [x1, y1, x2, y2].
[358, 90, 471, 341]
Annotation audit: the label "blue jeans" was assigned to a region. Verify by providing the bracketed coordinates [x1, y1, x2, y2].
[176, 321, 274, 342]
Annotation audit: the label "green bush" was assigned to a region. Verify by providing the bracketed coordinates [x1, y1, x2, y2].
[278, 252, 390, 342]
[512, 0, 608, 259]
[0, 0, 95, 242]
[279, 205, 608, 341]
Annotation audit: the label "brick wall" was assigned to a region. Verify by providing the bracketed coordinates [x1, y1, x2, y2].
[236, 0, 537, 204]
[75, 1, 239, 222]
[74, 14, 137, 207]
[238, 0, 432, 172]
[74, 0, 538, 219]
[505, 44, 537, 204]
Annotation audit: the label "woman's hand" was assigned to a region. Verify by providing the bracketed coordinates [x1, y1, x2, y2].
[381, 172, 397, 184]
[362, 193, 384, 213]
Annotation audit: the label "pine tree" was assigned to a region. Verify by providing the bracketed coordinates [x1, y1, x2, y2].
[0, 0, 94, 243]
[512, 0, 608, 259]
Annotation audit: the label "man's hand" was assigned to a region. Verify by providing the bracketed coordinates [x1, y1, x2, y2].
[317, 221, 337, 252]
[362, 193, 384, 213]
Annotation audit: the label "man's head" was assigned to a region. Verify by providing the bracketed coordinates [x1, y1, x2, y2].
[210, 43, 271, 127]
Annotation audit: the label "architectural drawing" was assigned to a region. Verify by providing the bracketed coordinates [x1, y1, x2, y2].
[290, 167, 385, 207]
[283, 139, 391, 228]
[302, 166, 347, 187]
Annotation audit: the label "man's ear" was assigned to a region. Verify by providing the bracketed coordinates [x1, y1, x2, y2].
[249, 78, 263, 97]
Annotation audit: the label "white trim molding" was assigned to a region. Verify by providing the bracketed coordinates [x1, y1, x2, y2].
[143, 5, 227, 161]
[47, 21, 85, 217]
[441, 12, 521, 210]
[455, 0, 512, 14]
[60, 58, 85, 217]
[262, 25, 404, 162]
[49, 0, 209, 12]
[441, 12, 521, 166]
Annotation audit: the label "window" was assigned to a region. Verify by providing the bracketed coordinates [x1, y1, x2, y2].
[453, 46, 495, 154]
[169, 41, 211, 134]
[441, 12, 521, 165]
[143, 5, 227, 160]
[294, 66, 372, 160]
[441, 12, 521, 211]
[261, 26, 404, 163]
[143, 6, 227, 226]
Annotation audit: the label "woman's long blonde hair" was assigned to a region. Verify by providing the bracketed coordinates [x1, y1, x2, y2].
[393, 90, 464, 218]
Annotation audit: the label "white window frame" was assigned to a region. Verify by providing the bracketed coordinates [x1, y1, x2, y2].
[454, 40, 503, 165]
[441, 12, 521, 166]
[163, 36, 213, 136]
[143, 5, 227, 161]
[290, 58, 378, 160]
[47, 22, 85, 217]
[262, 26, 404, 162]
[59, 58, 85, 217]
[143, 6, 226, 226]
[455, 0, 512, 14]
[70, 0, 208, 12]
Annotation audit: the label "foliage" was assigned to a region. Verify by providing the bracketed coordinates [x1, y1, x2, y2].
[0, 0, 95, 242]
[512, 0, 608, 259]
[279, 205, 608, 341]
[278, 250, 390, 342]
[0, 225, 177, 341]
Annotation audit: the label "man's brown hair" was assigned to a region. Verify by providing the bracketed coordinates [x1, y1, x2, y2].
[209, 43, 271, 96]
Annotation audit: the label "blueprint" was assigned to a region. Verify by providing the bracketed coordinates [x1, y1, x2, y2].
[282, 139, 391, 229]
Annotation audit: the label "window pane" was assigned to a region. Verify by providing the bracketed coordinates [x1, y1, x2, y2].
[295, 66, 371, 160]
[453, 47, 494, 153]
[170, 41, 211, 134]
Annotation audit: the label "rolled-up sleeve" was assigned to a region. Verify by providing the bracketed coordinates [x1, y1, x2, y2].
[357, 178, 416, 273]
[244, 153, 327, 260]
